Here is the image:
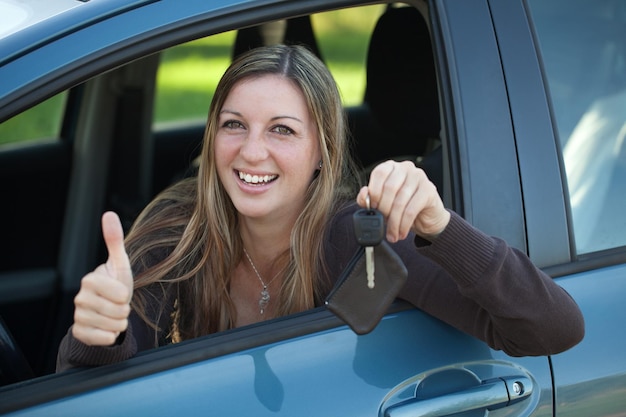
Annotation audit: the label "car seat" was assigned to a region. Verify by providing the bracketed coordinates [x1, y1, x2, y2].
[347, 5, 442, 189]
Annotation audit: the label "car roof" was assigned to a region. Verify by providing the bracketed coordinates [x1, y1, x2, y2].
[0, 0, 85, 38]
[0, 0, 155, 64]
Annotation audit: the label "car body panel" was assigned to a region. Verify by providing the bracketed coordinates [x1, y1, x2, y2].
[0, 0, 624, 415]
[551, 268, 626, 416]
[434, 0, 526, 251]
[488, 0, 571, 267]
[2, 308, 553, 417]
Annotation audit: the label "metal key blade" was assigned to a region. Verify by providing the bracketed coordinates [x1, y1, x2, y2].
[365, 246, 375, 289]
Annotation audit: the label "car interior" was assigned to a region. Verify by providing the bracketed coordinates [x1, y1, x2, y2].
[0, 2, 444, 386]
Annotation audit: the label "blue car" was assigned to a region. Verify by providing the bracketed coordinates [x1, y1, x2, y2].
[0, 0, 624, 415]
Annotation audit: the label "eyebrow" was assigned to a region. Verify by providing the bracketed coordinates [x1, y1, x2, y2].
[219, 109, 304, 124]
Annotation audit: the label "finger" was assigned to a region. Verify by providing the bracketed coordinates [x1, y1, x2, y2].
[372, 161, 411, 219]
[396, 182, 434, 240]
[74, 279, 130, 320]
[73, 306, 129, 334]
[102, 211, 130, 275]
[101, 212, 133, 301]
[72, 324, 122, 347]
[81, 268, 132, 305]
[385, 171, 423, 242]
[366, 160, 396, 209]
[356, 186, 370, 208]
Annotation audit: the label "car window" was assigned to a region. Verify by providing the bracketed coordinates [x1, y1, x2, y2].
[0, 92, 67, 147]
[0, 1, 444, 392]
[528, 0, 626, 254]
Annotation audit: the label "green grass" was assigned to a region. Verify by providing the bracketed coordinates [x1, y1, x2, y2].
[0, 94, 67, 146]
[0, 5, 384, 146]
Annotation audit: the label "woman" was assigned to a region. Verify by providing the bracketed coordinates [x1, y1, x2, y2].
[57, 44, 584, 371]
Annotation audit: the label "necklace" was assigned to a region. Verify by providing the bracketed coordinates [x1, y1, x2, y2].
[243, 248, 281, 315]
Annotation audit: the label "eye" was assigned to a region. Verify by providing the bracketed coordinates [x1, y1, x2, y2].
[222, 120, 245, 130]
[271, 124, 295, 135]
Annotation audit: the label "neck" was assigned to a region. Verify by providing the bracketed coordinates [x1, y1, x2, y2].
[239, 215, 294, 268]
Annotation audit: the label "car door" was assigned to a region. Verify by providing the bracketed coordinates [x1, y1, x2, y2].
[491, 0, 626, 415]
[1, 0, 559, 415]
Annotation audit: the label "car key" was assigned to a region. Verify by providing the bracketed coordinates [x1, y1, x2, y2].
[353, 195, 384, 288]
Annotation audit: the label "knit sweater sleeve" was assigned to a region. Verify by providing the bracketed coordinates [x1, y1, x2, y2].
[56, 313, 139, 372]
[55, 285, 173, 372]
[325, 205, 585, 357]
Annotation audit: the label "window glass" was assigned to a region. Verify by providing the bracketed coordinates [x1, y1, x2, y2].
[528, 0, 626, 254]
[0, 92, 67, 148]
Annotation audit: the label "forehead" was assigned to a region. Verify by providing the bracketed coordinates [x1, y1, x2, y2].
[224, 74, 310, 114]
[231, 74, 301, 97]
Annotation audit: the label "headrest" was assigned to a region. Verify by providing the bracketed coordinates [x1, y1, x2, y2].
[364, 6, 440, 139]
[232, 16, 322, 61]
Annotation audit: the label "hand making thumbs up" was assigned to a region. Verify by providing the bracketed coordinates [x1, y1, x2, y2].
[72, 212, 134, 346]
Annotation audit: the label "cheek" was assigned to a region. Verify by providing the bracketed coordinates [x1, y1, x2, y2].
[283, 146, 319, 178]
[213, 139, 235, 179]
[214, 137, 236, 164]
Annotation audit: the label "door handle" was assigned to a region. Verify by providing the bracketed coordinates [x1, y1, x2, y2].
[384, 376, 532, 417]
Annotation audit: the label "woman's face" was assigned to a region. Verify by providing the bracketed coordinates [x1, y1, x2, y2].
[215, 74, 321, 224]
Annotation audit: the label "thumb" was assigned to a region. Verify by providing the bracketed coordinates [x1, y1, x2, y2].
[101, 211, 133, 301]
[356, 186, 370, 208]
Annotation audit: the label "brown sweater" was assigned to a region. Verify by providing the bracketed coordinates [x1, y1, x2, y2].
[56, 205, 584, 371]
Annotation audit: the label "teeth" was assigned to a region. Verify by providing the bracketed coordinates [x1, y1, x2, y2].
[238, 171, 277, 184]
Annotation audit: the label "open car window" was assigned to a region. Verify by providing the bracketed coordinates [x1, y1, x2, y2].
[0, 1, 445, 391]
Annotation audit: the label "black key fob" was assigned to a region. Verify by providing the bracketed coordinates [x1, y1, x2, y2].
[353, 208, 384, 246]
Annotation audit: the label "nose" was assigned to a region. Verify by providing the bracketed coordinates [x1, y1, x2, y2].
[240, 128, 269, 162]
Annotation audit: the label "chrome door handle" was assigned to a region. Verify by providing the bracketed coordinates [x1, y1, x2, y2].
[384, 376, 532, 417]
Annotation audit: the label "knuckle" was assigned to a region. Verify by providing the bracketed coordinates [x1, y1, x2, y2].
[73, 292, 90, 309]
[111, 303, 131, 320]
[98, 332, 117, 347]
[73, 308, 85, 323]
[399, 159, 417, 169]
[120, 304, 131, 317]
[117, 318, 129, 332]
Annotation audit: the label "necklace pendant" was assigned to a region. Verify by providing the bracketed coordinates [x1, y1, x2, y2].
[259, 287, 270, 314]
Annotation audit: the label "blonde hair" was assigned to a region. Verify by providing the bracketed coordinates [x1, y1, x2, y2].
[126, 44, 358, 343]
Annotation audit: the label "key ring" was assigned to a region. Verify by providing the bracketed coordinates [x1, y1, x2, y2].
[365, 194, 371, 210]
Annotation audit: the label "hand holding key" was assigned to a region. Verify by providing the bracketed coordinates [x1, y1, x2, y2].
[357, 160, 450, 242]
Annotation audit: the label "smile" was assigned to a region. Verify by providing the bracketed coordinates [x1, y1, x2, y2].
[238, 170, 278, 185]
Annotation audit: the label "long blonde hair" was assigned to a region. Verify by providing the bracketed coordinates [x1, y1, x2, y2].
[126, 44, 358, 342]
